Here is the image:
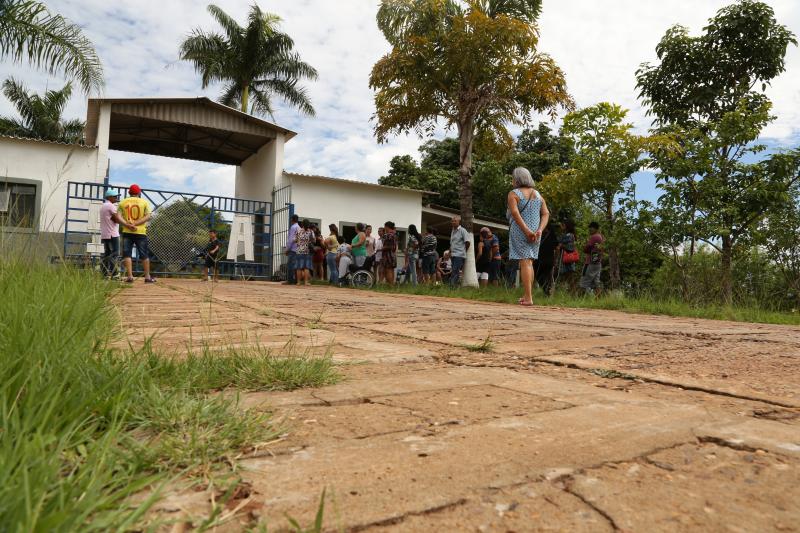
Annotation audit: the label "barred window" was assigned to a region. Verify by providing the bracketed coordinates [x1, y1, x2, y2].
[0, 180, 39, 229]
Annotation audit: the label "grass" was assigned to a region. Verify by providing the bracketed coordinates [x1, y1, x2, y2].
[370, 283, 800, 326]
[0, 259, 341, 530]
[465, 332, 495, 353]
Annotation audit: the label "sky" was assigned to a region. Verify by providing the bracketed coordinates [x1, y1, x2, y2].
[1, 0, 799, 202]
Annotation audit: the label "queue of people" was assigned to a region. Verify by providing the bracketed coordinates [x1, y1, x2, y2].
[283, 166, 605, 302]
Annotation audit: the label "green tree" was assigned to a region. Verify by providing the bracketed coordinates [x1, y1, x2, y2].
[637, 0, 797, 303]
[0, 0, 103, 93]
[0, 77, 84, 143]
[370, 0, 572, 232]
[179, 4, 317, 116]
[550, 103, 666, 289]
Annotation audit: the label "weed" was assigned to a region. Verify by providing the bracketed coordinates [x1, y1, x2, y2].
[306, 308, 326, 329]
[589, 368, 636, 380]
[465, 332, 495, 353]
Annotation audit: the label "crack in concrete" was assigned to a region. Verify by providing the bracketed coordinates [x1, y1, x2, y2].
[562, 480, 621, 532]
[347, 498, 469, 532]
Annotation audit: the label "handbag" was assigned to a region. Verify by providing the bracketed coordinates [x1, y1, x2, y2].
[562, 249, 580, 264]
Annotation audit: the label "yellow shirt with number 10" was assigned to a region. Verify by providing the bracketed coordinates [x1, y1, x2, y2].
[118, 196, 151, 235]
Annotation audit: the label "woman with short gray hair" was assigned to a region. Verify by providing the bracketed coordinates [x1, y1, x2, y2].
[507, 167, 549, 306]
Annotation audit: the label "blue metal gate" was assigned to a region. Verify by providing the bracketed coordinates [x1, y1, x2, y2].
[64, 181, 280, 280]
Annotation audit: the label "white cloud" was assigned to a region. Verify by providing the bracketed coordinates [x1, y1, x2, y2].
[1, 0, 799, 194]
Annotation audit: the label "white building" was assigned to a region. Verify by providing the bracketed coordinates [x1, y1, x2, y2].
[0, 96, 506, 274]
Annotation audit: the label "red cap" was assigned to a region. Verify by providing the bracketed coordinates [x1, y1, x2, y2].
[129, 184, 141, 195]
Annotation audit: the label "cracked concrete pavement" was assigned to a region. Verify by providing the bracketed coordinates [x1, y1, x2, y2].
[118, 280, 800, 532]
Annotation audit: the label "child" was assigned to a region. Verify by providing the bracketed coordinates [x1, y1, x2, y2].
[203, 230, 221, 282]
[580, 221, 604, 296]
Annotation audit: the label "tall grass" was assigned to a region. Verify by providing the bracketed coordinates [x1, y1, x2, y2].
[370, 283, 800, 325]
[0, 260, 340, 530]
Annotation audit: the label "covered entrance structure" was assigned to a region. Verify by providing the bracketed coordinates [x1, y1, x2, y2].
[63, 97, 299, 278]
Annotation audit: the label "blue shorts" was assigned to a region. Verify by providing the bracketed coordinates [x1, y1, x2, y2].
[294, 253, 312, 271]
[422, 255, 437, 275]
[122, 234, 149, 259]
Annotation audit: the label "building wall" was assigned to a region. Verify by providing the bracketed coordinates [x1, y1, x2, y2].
[0, 137, 100, 234]
[290, 174, 423, 238]
[234, 134, 286, 203]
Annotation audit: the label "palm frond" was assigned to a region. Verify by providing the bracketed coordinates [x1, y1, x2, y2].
[253, 78, 315, 117]
[248, 88, 275, 118]
[218, 81, 242, 109]
[2, 77, 37, 126]
[0, 0, 104, 93]
[60, 117, 85, 143]
[179, 32, 230, 88]
[206, 4, 243, 43]
[43, 81, 72, 117]
[0, 115, 31, 138]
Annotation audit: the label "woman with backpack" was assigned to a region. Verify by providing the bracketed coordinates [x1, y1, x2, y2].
[507, 167, 550, 307]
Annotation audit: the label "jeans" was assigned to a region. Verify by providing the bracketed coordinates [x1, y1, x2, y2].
[505, 260, 519, 288]
[450, 256, 465, 288]
[326, 252, 338, 284]
[286, 251, 297, 283]
[101, 237, 118, 277]
[406, 254, 418, 285]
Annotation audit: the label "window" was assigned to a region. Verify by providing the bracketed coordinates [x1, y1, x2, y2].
[340, 222, 357, 244]
[0, 179, 39, 231]
[396, 228, 408, 253]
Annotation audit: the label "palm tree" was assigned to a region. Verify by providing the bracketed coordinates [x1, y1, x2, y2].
[0, 0, 103, 94]
[0, 78, 85, 144]
[179, 4, 318, 117]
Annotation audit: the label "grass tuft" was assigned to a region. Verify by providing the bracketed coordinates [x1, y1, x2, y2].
[0, 259, 339, 530]
[370, 284, 800, 326]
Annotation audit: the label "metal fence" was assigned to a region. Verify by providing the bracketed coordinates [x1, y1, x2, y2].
[270, 183, 293, 280]
[64, 181, 279, 280]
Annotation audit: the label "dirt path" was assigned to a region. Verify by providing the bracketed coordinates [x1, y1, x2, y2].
[119, 280, 800, 532]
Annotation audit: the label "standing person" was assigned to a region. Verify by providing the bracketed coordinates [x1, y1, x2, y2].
[294, 219, 313, 286]
[202, 229, 221, 282]
[557, 220, 580, 294]
[365, 225, 377, 257]
[476, 227, 501, 288]
[535, 222, 559, 296]
[381, 221, 398, 286]
[325, 224, 340, 285]
[312, 226, 325, 280]
[284, 214, 300, 284]
[405, 224, 421, 286]
[118, 184, 156, 284]
[336, 240, 352, 286]
[449, 216, 470, 288]
[580, 221, 605, 296]
[374, 227, 384, 283]
[507, 167, 549, 306]
[351, 222, 368, 267]
[420, 227, 438, 284]
[100, 188, 129, 279]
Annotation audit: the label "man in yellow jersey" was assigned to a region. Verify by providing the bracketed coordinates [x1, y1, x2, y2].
[118, 184, 156, 283]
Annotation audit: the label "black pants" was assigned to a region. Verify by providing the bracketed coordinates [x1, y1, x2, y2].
[102, 237, 119, 277]
[536, 261, 555, 295]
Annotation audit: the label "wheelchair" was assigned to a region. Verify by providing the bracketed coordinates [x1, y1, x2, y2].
[343, 255, 375, 289]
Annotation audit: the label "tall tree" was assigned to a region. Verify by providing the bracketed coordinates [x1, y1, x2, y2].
[0, 0, 103, 93]
[637, 0, 797, 303]
[550, 103, 667, 289]
[370, 0, 572, 234]
[0, 77, 84, 143]
[179, 4, 318, 117]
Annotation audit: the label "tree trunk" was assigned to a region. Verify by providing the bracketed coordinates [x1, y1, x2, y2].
[721, 235, 733, 305]
[241, 84, 250, 114]
[457, 117, 478, 288]
[605, 195, 620, 290]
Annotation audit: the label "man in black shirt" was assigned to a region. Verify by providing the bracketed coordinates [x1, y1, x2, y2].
[535, 222, 559, 296]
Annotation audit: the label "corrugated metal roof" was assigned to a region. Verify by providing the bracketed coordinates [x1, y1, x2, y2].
[286, 172, 436, 195]
[0, 133, 96, 148]
[85, 97, 297, 146]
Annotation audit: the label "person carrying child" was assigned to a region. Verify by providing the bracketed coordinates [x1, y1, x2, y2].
[202, 229, 221, 282]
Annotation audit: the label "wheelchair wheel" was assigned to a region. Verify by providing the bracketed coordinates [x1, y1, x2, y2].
[349, 270, 374, 289]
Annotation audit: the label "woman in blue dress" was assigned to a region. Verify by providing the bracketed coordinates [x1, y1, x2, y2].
[507, 167, 550, 306]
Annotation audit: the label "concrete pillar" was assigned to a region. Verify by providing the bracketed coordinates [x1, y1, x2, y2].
[94, 103, 111, 184]
[235, 133, 285, 202]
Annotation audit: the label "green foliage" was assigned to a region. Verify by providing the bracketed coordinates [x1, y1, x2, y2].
[179, 4, 317, 116]
[637, 0, 799, 303]
[371, 0, 572, 228]
[0, 0, 104, 93]
[0, 77, 84, 143]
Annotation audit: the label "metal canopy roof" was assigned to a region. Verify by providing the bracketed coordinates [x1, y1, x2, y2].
[85, 97, 297, 166]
